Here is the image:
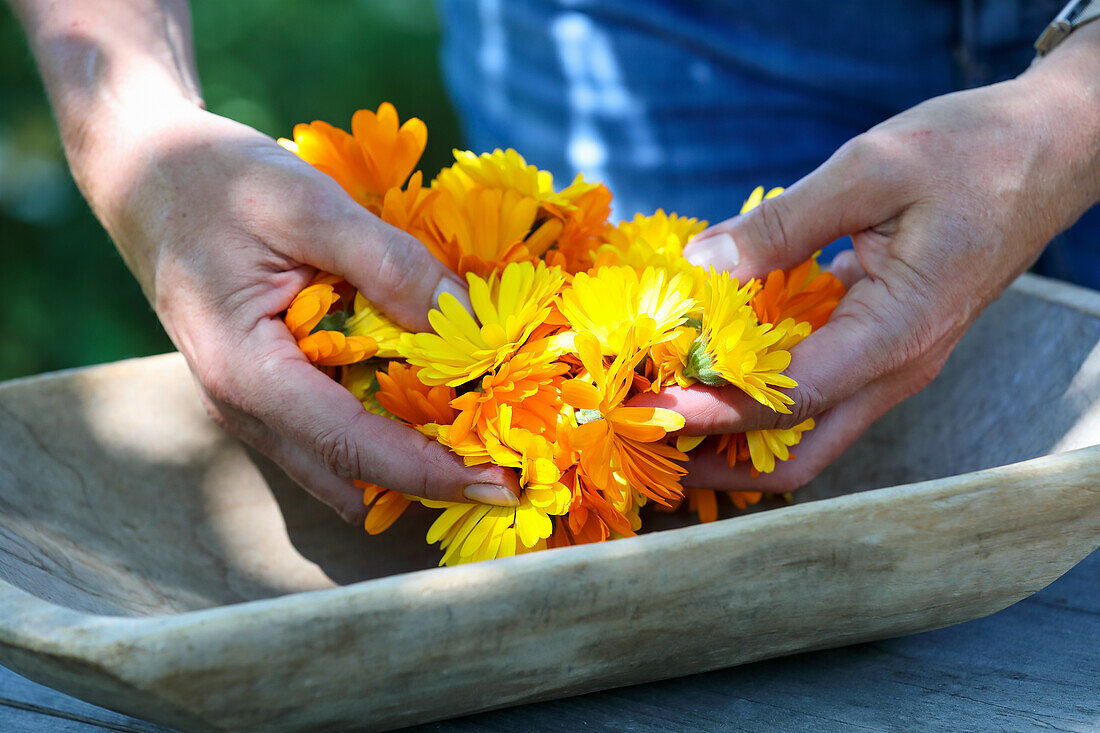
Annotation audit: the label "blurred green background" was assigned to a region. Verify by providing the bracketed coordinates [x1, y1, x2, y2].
[0, 0, 460, 381]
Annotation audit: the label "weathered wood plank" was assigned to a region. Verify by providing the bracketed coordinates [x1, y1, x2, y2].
[0, 664, 171, 732]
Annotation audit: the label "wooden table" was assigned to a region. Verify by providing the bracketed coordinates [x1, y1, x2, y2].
[3, 548, 1096, 732]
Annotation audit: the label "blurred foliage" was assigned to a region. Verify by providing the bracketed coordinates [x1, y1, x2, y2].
[0, 0, 460, 381]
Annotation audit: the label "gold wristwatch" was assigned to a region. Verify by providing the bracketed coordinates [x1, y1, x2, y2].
[1035, 0, 1100, 55]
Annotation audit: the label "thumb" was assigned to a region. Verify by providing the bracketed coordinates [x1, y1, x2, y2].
[283, 172, 468, 333]
[682, 140, 897, 280]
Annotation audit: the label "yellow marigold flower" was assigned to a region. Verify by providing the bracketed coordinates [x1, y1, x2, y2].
[685, 269, 796, 413]
[402, 261, 567, 386]
[559, 266, 696, 356]
[422, 479, 572, 566]
[740, 185, 785, 214]
[714, 418, 815, 475]
[279, 102, 427, 214]
[420, 186, 562, 278]
[745, 419, 815, 473]
[435, 147, 576, 208]
[604, 209, 707, 257]
[647, 326, 699, 391]
[595, 209, 707, 272]
[562, 331, 687, 505]
[345, 293, 408, 359]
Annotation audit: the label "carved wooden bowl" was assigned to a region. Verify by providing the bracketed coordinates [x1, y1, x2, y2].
[1, 273, 1098, 732]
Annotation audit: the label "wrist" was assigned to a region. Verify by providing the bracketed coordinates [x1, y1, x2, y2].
[1017, 20, 1100, 217]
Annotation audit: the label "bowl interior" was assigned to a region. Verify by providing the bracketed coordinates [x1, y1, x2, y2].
[1, 280, 1098, 617]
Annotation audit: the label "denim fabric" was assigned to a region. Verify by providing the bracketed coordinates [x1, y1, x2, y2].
[437, 0, 1098, 288]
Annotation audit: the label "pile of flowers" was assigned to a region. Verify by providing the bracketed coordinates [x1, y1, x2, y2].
[279, 103, 845, 565]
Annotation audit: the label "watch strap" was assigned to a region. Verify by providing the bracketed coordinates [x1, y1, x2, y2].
[1035, 0, 1100, 55]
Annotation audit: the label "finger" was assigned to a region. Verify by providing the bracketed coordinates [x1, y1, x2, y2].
[207, 317, 521, 507]
[683, 365, 926, 492]
[638, 273, 938, 432]
[682, 136, 905, 280]
[277, 162, 470, 332]
[198, 390, 369, 524]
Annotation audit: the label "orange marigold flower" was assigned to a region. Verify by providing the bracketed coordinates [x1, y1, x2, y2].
[420, 187, 562, 277]
[297, 330, 378, 366]
[378, 170, 437, 244]
[279, 102, 427, 214]
[358, 481, 413, 535]
[753, 255, 846, 332]
[449, 339, 569, 445]
[285, 283, 339, 341]
[562, 331, 687, 506]
[375, 362, 457, 428]
[549, 180, 613, 273]
[547, 466, 636, 547]
[285, 282, 377, 366]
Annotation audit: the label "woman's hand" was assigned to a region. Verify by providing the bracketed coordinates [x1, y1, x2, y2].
[14, 0, 520, 522]
[649, 25, 1100, 492]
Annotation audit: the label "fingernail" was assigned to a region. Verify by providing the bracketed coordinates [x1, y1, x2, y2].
[432, 277, 474, 314]
[462, 483, 520, 507]
[684, 232, 739, 268]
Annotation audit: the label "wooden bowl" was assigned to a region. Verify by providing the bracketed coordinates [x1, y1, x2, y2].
[1, 273, 1098, 732]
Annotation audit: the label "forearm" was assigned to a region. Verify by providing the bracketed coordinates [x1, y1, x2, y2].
[9, 1, 202, 200]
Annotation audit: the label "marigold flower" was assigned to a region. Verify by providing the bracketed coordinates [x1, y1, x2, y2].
[402, 261, 567, 386]
[285, 280, 379, 366]
[547, 466, 637, 547]
[602, 209, 707, 260]
[753, 255, 846, 333]
[279, 103, 427, 214]
[378, 170, 436, 242]
[684, 269, 796, 413]
[647, 326, 699, 391]
[345, 293, 408, 359]
[422, 479, 572, 566]
[420, 187, 562, 277]
[715, 419, 816, 476]
[549, 181, 612, 273]
[562, 332, 687, 505]
[358, 481, 413, 535]
[449, 338, 569, 445]
[341, 362, 393, 418]
[375, 362, 457, 428]
[559, 266, 696, 357]
[435, 147, 587, 210]
[740, 185, 785, 215]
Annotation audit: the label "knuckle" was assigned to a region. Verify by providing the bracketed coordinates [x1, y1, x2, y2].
[371, 230, 431, 302]
[742, 198, 792, 263]
[408, 443, 455, 500]
[313, 425, 362, 479]
[784, 380, 827, 427]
